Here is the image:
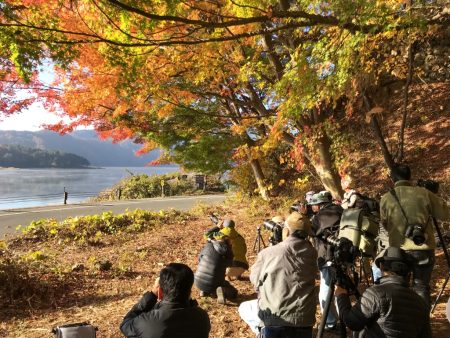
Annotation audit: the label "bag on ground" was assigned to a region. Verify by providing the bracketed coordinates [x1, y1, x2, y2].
[52, 322, 97, 338]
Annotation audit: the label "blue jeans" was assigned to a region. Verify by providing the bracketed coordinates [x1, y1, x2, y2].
[261, 326, 312, 338]
[319, 265, 338, 327]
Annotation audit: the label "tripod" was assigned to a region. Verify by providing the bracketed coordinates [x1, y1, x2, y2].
[316, 264, 360, 338]
[253, 226, 266, 253]
[431, 217, 450, 313]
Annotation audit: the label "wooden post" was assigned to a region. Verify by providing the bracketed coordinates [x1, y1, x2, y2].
[161, 180, 165, 198]
[63, 187, 68, 205]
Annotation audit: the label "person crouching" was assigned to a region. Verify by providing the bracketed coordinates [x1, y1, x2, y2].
[194, 236, 238, 304]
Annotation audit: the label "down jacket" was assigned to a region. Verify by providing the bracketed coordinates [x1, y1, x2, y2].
[336, 275, 431, 338]
[250, 235, 318, 327]
[194, 239, 233, 293]
[204, 226, 248, 269]
[120, 291, 210, 338]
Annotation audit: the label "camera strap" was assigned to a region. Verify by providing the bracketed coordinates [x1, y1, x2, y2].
[389, 189, 429, 231]
[389, 189, 410, 225]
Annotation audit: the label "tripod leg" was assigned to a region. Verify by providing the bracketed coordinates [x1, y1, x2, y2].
[431, 218, 450, 313]
[317, 275, 346, 338]
[317, 276, 335, 338]
[431, 272, 450, 313]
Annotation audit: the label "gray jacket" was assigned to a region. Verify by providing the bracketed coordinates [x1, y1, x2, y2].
[250, 235, 318, 327]
[336, 275, 431, 338]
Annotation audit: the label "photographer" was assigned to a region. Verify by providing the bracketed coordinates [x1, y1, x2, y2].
[335, 247, 431, 338]
[194, 236, 237, 304]
[204, 218, 249, 280]
[239, 212, 317, 338]
[380, 164, 449, 307]
[309, 191, 343, 331]
[120, 263, 210, 338]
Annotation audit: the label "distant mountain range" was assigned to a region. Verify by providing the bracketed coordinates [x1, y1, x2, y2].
[0, 130, 160, 167]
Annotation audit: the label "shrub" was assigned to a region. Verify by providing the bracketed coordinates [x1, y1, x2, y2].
[93, 172, 225, 201]
[20, 209, 192, 245]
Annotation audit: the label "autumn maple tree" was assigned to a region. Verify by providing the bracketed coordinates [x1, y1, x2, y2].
[1, 0, 448, 199]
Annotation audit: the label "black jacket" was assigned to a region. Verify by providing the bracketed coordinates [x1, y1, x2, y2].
[311, 203, 343, 268]
[120, 292, 210, 338]
[336, 275, 431, 338]
[194, 239, 233, 293]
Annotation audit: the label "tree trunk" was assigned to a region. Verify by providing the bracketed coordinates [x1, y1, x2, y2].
[246, 152, 269, 201]
[362, 94, 396, 171]
[312, 134, 344, 200]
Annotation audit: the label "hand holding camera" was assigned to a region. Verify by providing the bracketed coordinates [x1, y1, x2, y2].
[152, 277, 162, 300]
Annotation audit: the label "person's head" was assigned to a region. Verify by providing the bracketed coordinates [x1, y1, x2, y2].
[341, 175, 353, 191]
[222, 219, 235, 228]
[271, 215, 284, 224]
[159, 263, 194, 302]
[375, 247, 411, 277]
[390, 164, 411, 182]
[308, 191, 331, 212]
[305, 191, 315, 204]
[285, 211, 311, 237]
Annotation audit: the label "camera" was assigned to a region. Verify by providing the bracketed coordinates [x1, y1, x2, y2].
[326, 236, 360, 293]
[417, 179, 439, 194]
[262, 220, 283, 245]
[326, 236, 358, 266]
[405, 223, 426, 246]
[290, 201, 314, 218]
[209, 214, 219, 225]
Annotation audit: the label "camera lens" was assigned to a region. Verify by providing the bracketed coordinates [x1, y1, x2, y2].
[412, 226, 426, 245]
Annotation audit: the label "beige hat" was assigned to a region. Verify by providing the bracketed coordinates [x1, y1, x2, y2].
[285, 212, 311, 233]
[271, 215, 284, 224]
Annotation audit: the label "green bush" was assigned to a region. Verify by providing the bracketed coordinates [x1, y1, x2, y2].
[93, 172, 225, 201]
[21, 209, 192, 245]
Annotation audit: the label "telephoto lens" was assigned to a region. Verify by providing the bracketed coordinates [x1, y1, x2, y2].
[209, 214, 219, 225]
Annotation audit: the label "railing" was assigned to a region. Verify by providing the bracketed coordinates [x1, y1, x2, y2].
[0, 190, 99, 208]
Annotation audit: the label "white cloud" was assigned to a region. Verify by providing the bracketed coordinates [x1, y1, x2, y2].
[0, 102, 90, 131]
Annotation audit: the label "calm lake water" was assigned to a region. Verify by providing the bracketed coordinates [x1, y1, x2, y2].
[0, 166, 180, 210]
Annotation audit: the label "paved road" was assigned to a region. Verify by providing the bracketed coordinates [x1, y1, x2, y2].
[0, 194, 226, 238]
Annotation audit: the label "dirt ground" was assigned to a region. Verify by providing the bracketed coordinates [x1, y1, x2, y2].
[1, 199, 449, 338]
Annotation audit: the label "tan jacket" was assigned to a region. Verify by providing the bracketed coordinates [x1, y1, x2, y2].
[250, 235, 318, 327]
[380, 180, 449, 250]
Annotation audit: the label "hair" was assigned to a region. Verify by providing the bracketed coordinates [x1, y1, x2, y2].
[159, 263, 194, 302]
[390, 164, 411, 182]
[381, 260, 410, 277]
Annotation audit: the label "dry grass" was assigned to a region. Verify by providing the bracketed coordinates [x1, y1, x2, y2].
[1, 197, 450, 338]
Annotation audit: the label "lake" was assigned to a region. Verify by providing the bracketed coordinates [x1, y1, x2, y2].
[0, 166, 180, 210]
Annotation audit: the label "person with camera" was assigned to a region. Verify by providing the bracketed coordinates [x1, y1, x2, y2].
[120, 263, 210, 338]
[380, 164, 449, 307]
[239, 212, 318, 338]
[308, 191, 343, 332]
[335, 247, 431, 338]
[204, 218, 249, 280]
[194, 235, 238, 304]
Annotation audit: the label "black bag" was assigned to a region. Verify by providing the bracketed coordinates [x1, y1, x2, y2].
[52, 322, 97, 338]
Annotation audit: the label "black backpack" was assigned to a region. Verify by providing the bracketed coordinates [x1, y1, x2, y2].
[353, 193, 380, 214]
